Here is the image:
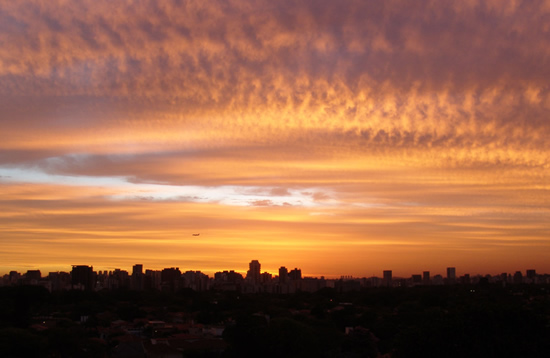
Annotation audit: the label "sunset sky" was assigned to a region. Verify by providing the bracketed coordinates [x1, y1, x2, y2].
[1, 0, 549, 278]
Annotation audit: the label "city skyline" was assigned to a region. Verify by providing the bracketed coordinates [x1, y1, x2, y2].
[1, 1, 549, 277]
[1, 260, 544, 281]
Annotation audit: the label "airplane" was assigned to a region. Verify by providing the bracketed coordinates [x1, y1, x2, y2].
[192, 233, 200, 236]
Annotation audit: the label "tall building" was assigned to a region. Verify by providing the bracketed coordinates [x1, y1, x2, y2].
[500, 273, 508, 284]
[183, 271, 209, 291]
[513, 271, 523, 284]
[9, 271, 21, 284]
[446, 267, 456, 282]
[132, 264, 143, 276]
[423, 271, 430, 284]
[161, 267, 182, 292]
[383, 270, 392, 287]
[260, 272, 272, 283]
[71, 265, 94, 290]
[145, 269, 162, 290]
[25, 270, 41, 284]
[289, 268, 302, 280]
[48, 271, 71, 291]
[279, 266, 288, 284]
[131, 264, 144, 290]
[109, 269, 130, 290]
[246, 260, 261, 284]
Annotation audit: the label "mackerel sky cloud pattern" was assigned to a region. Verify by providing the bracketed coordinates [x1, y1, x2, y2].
[0, 0, 549, 276]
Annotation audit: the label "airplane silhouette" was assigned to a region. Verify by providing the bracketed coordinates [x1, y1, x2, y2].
[192, 233, 200, 236]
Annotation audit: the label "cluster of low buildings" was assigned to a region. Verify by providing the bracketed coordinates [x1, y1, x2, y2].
[31, 310, 227, 357]
[2, 261, 548, 293]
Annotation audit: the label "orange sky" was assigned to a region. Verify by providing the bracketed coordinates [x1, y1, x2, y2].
[1, 0, 549, 278]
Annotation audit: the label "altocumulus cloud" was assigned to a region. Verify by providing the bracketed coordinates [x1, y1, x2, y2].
[0, 0, 549, 276]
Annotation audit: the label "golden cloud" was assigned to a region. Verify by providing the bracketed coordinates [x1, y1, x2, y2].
[1, 1, 549, 276]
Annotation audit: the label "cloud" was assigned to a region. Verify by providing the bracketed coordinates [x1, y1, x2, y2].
[1, 1, 549, 169]
[2, 180, 548, 276]
[250, 199, 274, 207]
[2, 1, 549, 106]
[311, 192, 330, 202]
[270, 187, 291, 196]
[1, 1, 549, 275]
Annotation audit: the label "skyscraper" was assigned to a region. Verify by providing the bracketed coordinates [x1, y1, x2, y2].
[279, 266, 288, 284]
[383, 270, 392, 287]
[423, 271, 430, 284]
[161, 267, 181, 292]
[25, 270, 41, 283]
[71, 265, 94, 290]
[132, 264, 144, 290]
[446, 267, 456, 284]
[132, 264, 143, 276]
[246, 260, 261, 284]
[289, 268, 302, 280]
[513, 271, 523, 284]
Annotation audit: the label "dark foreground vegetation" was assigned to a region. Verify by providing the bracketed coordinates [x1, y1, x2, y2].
[1, 283, 550, 357]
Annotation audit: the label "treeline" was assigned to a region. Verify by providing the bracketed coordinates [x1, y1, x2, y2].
[1, 284, 550, 357]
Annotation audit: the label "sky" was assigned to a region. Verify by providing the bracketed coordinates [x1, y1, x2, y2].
[1, 0, 549, 278]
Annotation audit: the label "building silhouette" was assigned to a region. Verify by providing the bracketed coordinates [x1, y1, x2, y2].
[25, 270, 41, 284]
[131, 264, 144, 290]
[4, 259, 549, 294]
[145, 269, 162, 290]
[446, 267, 456, 283]
[289, 268, 302, 280]
[279, 266, 288, 284]
[246, 260, 261, 284]
[423, 271, 430, 285]
[71, 265, 94, 290]
[513, 271, 523, 284]
[161, 267, 182, 292]
[383, 270, 392, 287]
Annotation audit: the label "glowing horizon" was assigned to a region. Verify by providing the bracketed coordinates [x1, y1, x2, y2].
[1, 0, 549, 278]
